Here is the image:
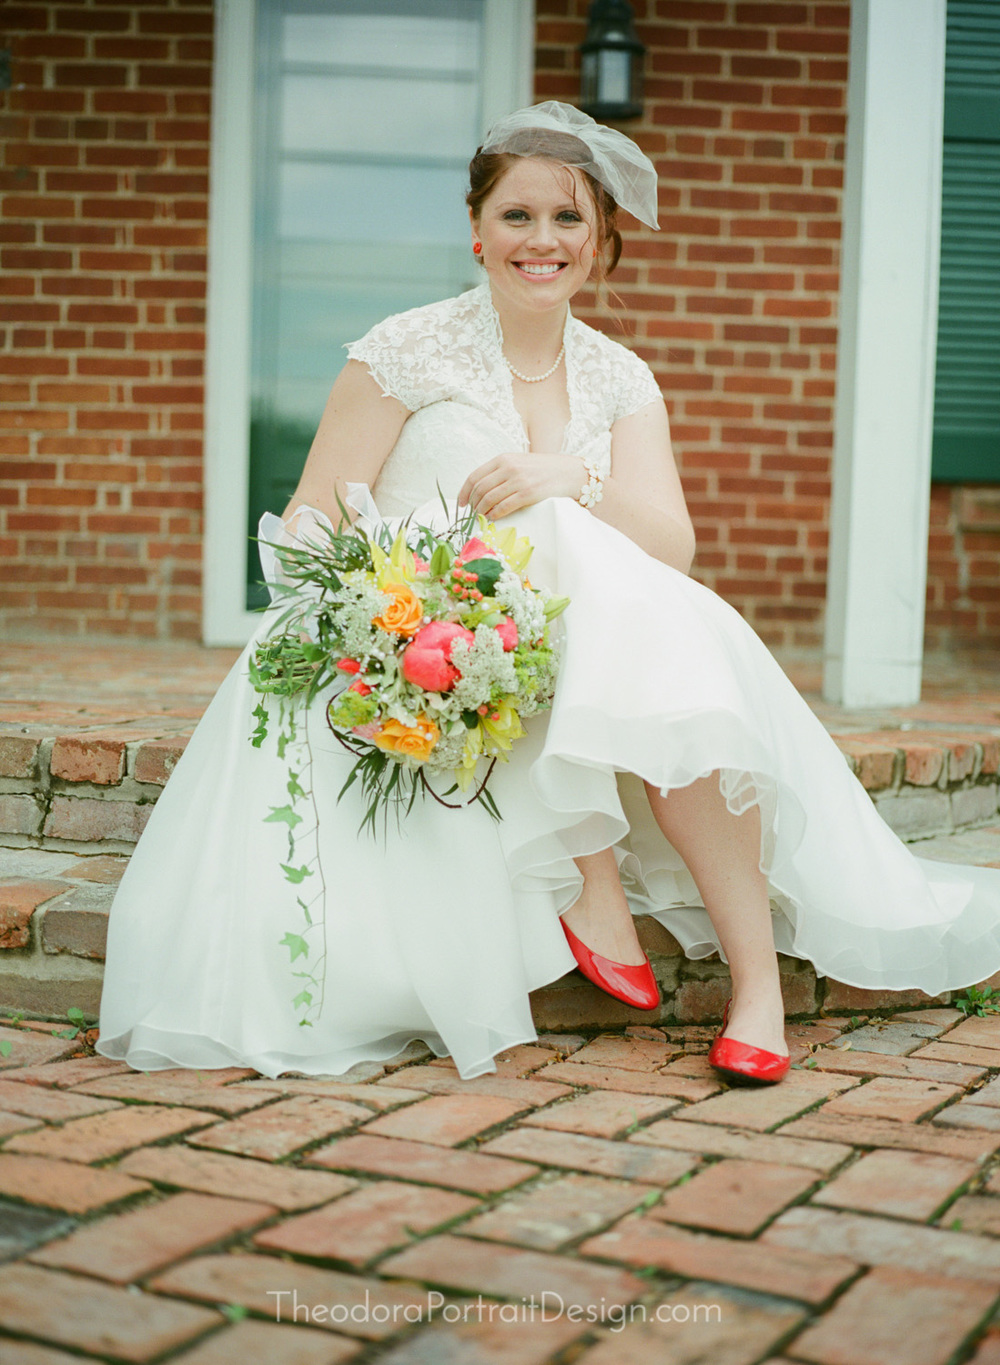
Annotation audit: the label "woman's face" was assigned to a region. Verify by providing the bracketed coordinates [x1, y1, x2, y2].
[470, 157, 597, 314]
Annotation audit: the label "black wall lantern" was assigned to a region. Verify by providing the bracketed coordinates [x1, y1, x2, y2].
[579, 0, 645, 122]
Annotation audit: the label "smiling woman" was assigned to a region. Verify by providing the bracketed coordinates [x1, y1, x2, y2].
[97, 100, 1000, 1088]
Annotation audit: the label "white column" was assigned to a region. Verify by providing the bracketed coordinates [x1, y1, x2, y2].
[822, 0, 946, 707]
[202, 0, 256, 646]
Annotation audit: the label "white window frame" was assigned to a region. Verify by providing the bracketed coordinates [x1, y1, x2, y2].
[202, 0, 535, 645]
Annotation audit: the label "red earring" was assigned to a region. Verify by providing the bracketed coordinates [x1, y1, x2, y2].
[473, 242, 482, 255]
[592, 248, 597, 258]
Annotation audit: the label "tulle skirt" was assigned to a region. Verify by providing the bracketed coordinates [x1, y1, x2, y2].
[96, 496, 1000, 1079]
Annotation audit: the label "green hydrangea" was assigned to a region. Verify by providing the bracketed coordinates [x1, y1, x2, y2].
[328, 689, 377, 729]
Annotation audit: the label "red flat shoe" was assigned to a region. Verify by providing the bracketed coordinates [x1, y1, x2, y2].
[561, 920, 660, 1010]
[708, 997, 790, 1085]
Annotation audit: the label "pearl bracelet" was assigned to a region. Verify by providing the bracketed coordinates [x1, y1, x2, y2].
[577, 457, 604, 509]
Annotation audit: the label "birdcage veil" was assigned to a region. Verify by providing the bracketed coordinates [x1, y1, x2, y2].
[478, 100, 659, 230]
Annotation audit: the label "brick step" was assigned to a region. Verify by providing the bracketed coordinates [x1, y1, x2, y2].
[2, 723, 998, 856]
[0, 846, 123, 1018]
[2, 826, 999, 1031]
[0, 728, 188, 853]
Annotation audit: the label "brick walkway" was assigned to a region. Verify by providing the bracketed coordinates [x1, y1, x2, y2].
[2, 642, 1000, 1360]
[1, 1011, 1000, 1362]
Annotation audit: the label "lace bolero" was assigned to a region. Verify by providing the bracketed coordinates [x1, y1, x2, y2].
[345, 281, 662, 459]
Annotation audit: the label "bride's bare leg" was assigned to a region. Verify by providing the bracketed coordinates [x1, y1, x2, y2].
[561, 847, 647, 966]
[644, 774, 788, 1056]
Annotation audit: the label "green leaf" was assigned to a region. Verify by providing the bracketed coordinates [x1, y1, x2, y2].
[543, 594, 571, 620]
[477, 784, 502, 822]
[0, 1041, 12, 1057]
[264, 804, 303, 830]
[293, 989, 314, 1009]
[461, 556, 503, 593]
[280, 863, 312, 884]
[954, 985, 1000, 1017]
[249, 702, 269, 748]
[66, 1007, 85, 1024]
[220, 1304, 248, 1324]
[279, 931, 309, 962]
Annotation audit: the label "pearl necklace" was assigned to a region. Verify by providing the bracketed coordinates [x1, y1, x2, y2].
[503, 344, 565, 384]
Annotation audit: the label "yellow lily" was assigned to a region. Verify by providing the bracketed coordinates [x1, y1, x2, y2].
[481, 698, 526, 753]
[369, 531, 417, 588]
[457, 724, 485, 790]
[388, 528, 417, 583]
[477, 516, 533, 574]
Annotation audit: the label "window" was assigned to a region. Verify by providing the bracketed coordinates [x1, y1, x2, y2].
[203, 0, 533, 643]
[247, 0, 491, 607]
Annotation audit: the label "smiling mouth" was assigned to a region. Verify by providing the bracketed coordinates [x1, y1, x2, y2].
[514, 262, 566, 276]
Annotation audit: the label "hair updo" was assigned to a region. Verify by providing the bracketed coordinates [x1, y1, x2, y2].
[465, 128, 623, 283]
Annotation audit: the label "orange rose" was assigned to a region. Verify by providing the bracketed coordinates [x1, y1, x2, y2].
[373, 714, 440, 762]
[372, 581, 423, 636]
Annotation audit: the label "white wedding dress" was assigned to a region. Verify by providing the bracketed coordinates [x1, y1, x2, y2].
[97, 283, 1000, 1080]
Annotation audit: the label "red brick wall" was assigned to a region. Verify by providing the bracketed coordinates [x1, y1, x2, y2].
[535, 0, 1000, 654]
[536, 0, 848, 649]
[0, 0, 211, 640]
[927, 487, 1000, 651]
[2, 0, 996, 649]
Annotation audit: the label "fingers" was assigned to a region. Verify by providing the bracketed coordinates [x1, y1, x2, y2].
[480, 491, 525, 521]
[473, 482, 517, 520]
[459, 455, 541, 518]
[458, 456, 504, 508]
[466, 467, 513, 518]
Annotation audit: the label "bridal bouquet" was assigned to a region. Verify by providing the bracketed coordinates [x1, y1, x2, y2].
[249, 499, 569, 834]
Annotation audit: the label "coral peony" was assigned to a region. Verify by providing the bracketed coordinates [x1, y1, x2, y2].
[456, 536, 494, 564]
[494, 616, 518, 651]
[401, 620, 475, 692]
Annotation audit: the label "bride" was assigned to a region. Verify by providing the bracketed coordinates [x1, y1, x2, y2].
[96, 102, 1000, 1086]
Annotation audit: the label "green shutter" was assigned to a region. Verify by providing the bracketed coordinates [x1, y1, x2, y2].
[932, 0, 1000, 483]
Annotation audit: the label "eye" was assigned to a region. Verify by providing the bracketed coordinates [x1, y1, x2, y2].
[557, 211, 583, 224]
[503, 210, 529, 222]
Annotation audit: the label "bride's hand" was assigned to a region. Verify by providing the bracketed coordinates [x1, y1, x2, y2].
[458, 452, 585, 520]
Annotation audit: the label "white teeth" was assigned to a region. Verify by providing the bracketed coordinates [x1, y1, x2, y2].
[518, 263, 563, 275]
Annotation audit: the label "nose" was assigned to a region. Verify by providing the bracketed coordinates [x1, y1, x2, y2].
[524, 215, 558, 251]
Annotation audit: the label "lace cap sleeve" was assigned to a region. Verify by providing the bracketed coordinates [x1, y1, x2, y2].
[345, 302, 456, 413]
[610, 345, 663, 424]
